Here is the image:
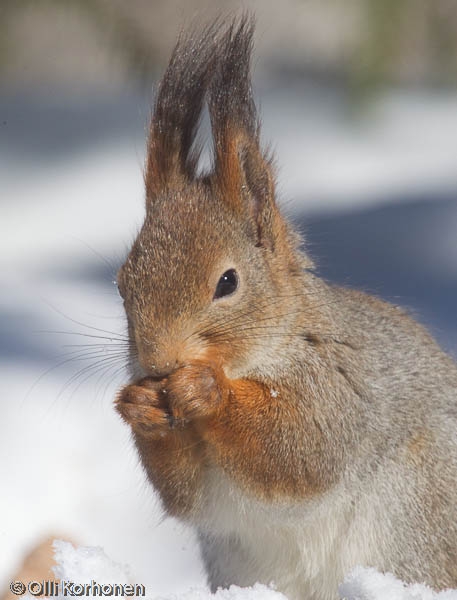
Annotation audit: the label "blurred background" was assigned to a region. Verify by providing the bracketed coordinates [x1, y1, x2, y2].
[2, 0, 457, 595]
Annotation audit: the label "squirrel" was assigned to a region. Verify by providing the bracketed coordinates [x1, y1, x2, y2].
[115, 16, 457, 600]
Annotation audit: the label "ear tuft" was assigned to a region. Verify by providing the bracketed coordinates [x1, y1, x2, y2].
[145, 21, 219, 199]
[145, 14, 278, 250]
[208, 15, 278, 249]
[208, 15, 259, 168]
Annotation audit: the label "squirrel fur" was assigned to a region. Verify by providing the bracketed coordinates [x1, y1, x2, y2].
[115, 17, 457, 600]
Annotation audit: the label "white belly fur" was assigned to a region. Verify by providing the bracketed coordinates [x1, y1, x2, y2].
[194, 468, 377, 600]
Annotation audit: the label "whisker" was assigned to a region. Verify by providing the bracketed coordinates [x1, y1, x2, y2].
[201, 309, 308, 340]
[39, 354, 131, 419]
[199, 296, 300, 340]
[100, 362, 134, 401]
[27, 331, 132, 401]
[92, 360, 131, 404]
[60, 349, 130, 361]
[199, 289, 326, 340]
[40, 300, 128, 339]
[57, 355, 128, 402]
[53, 347, 130, 363]
[37, 330, 129, 343]
[62, 340, 129, 346]
[201, 297, 343, 342]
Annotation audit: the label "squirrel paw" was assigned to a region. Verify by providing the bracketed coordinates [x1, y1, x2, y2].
[115, 377, 173, 436]
[167, 360, 229, 421]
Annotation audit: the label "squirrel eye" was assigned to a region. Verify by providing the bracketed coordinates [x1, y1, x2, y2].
[213, 269, 238, 300]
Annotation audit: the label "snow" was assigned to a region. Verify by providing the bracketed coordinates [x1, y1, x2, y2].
[47, 540, 284, 600]
[163, 587, 286, 600]
[34, 541, 457, 600]
[2, 85, 457, 599]
[52, 541, 130, 586]
[340, 567, 457, 600]
[262, 86, 457, 214]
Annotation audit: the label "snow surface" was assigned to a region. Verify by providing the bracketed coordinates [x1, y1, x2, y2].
[49, 540, 285, 600]
[41, 541, 457, 600]
[52, 541, 130, 587]
[340, 567, 457, 600]
[2, 86, 457, 598]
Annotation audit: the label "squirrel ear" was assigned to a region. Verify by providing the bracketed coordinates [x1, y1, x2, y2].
[235, 137, 278, 250]
[209, 16, 278, 249]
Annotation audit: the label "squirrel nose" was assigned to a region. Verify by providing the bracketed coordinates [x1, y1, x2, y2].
[134, 328, 186, 378]
[135, 333, 179, 378]
[140, 359, 178, 379]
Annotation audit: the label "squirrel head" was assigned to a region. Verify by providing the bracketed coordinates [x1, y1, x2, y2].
[118, 17, 316, 380]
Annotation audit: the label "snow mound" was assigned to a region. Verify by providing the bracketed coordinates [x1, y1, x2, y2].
[52, 540, 130, 584]
[340, 566, 457, 600]
[49, 540, 457, 600]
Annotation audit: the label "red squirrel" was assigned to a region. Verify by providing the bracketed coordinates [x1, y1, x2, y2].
[115, 17, 457, 600]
